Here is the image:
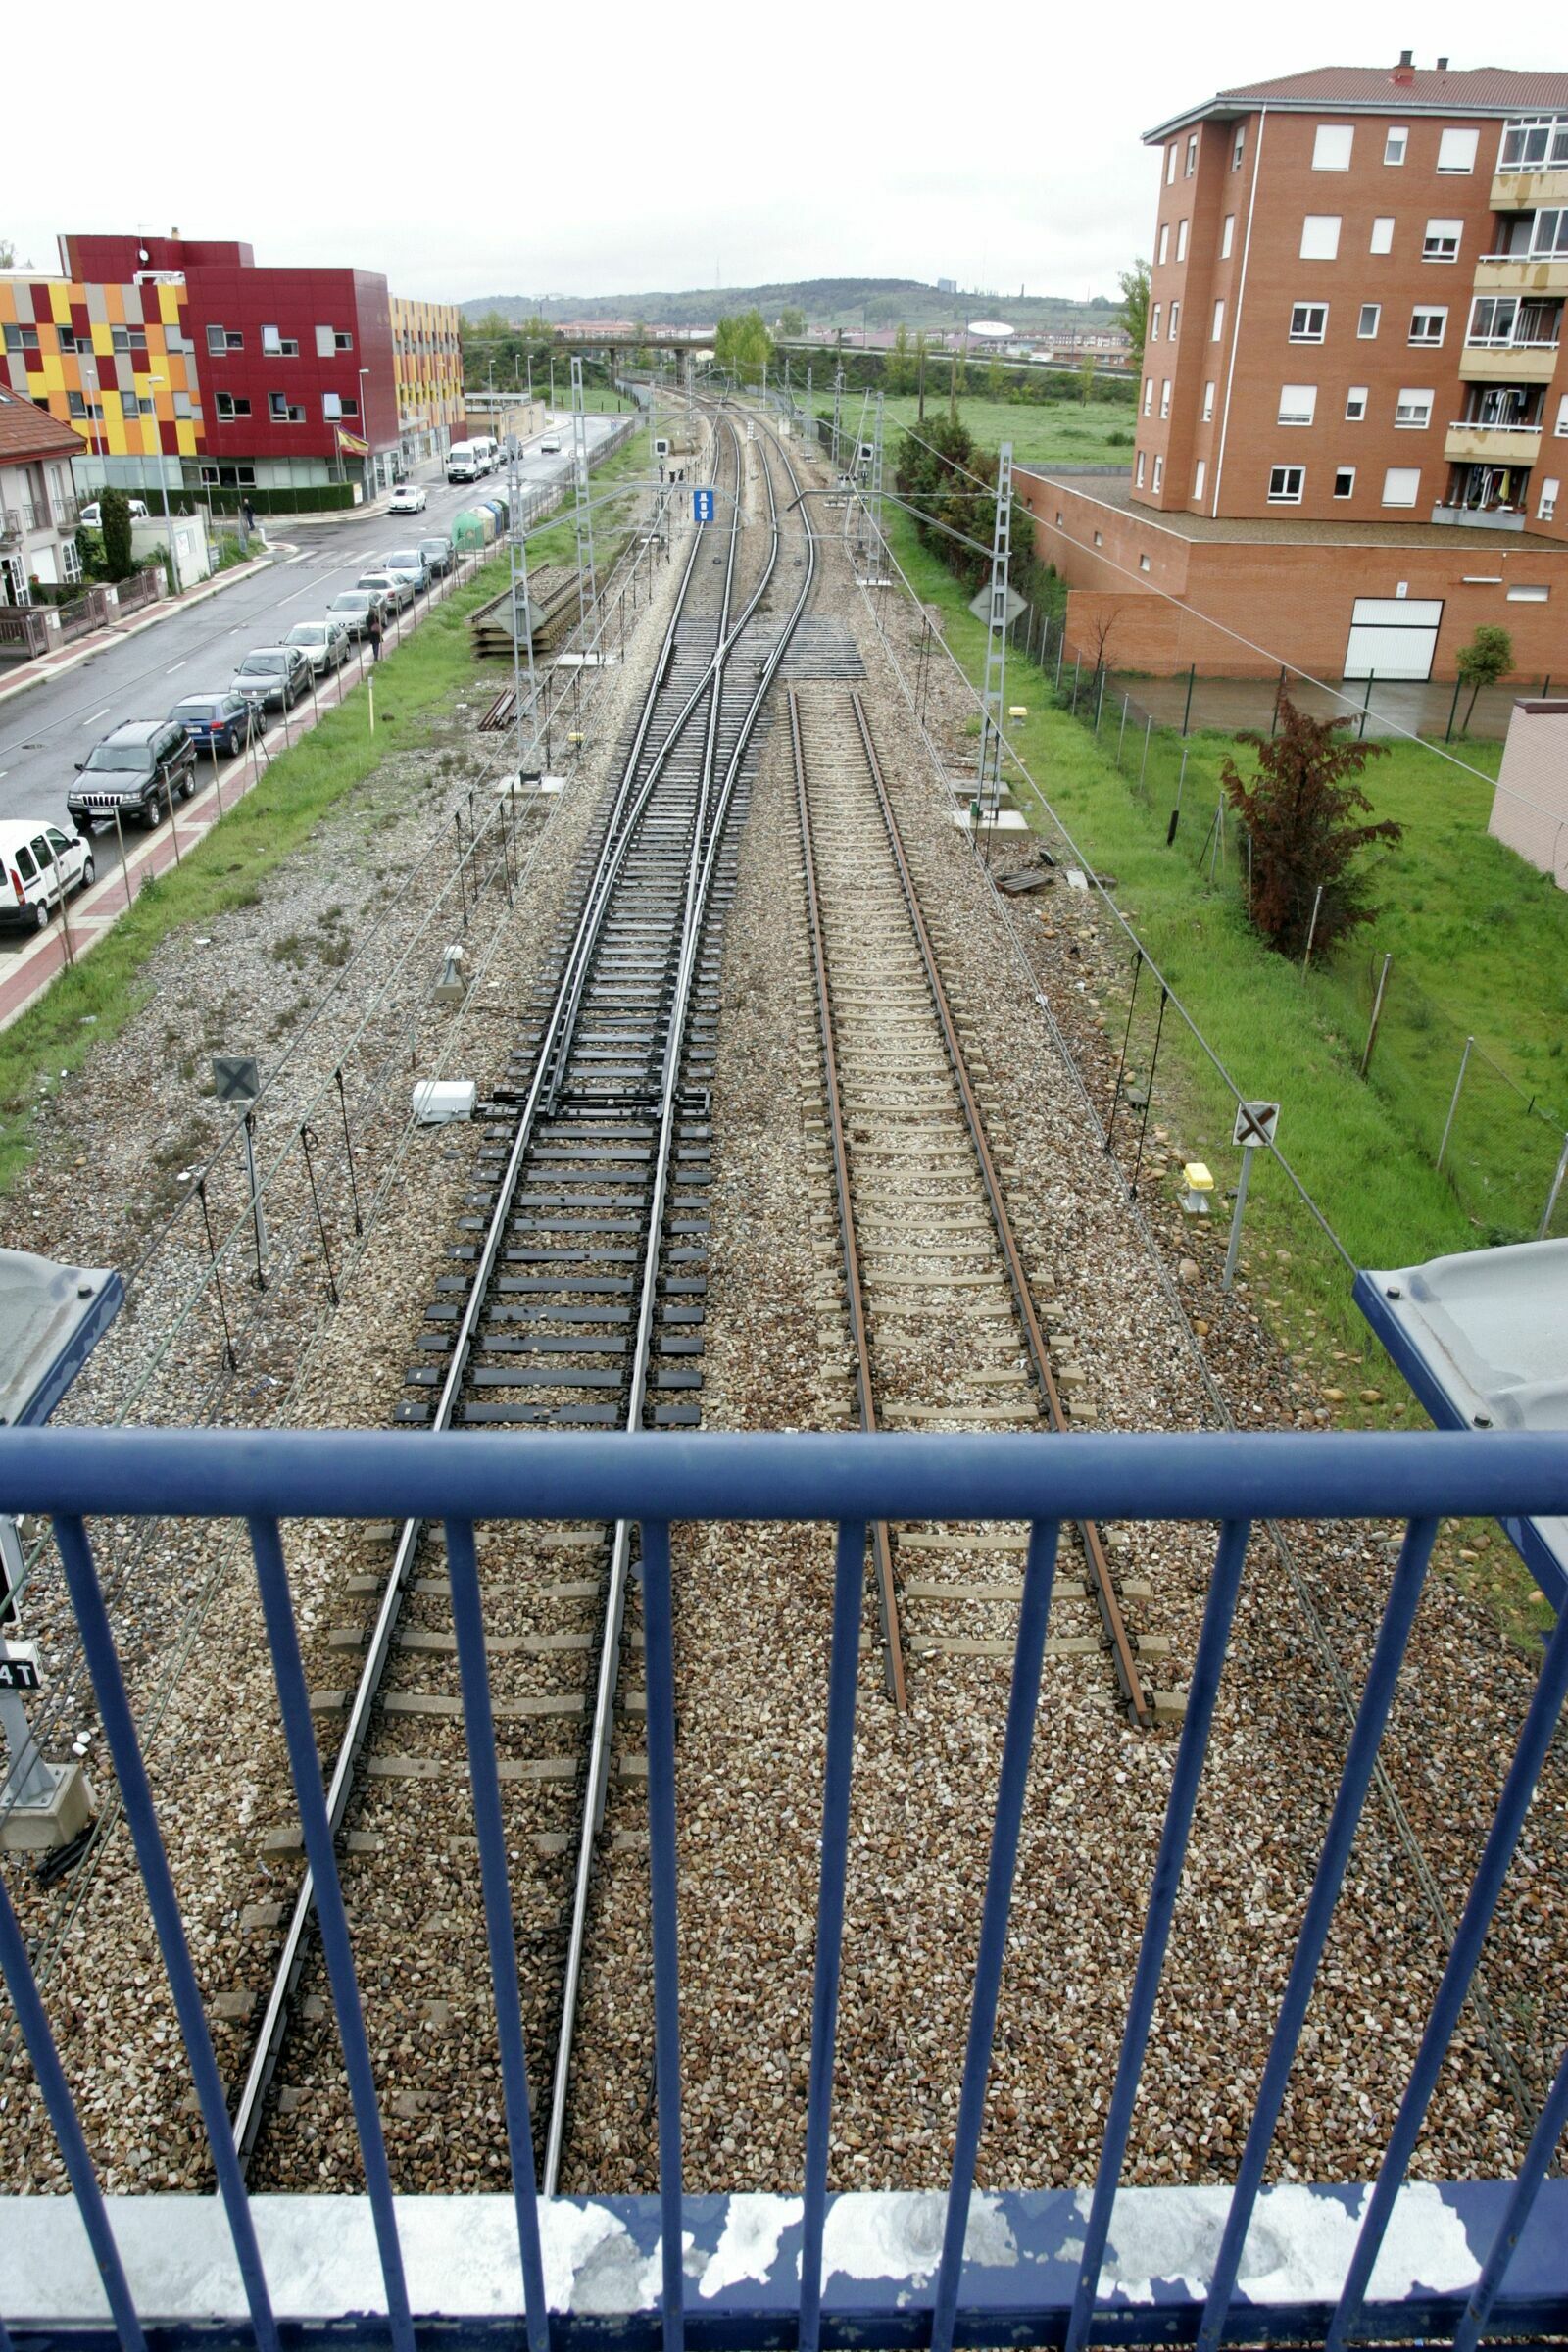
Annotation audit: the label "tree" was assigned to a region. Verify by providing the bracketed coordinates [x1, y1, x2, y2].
[96, 487, 134, 584]
[1455, 624, 1513, 729]
[1078, 353, 1097, 406]
[1221, 699, 1401, 960]
[1117, 259, 1151, 371]
[895, 416, 997, 589]
[776, 305, 807, 338]
[713, 309, 774, 385]
[886, 322, 913, 396]
[915, 330, 929, 421]
[0, 239, 14, 270]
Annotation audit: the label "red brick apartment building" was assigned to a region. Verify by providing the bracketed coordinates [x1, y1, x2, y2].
[1021, 61, 1568, 680]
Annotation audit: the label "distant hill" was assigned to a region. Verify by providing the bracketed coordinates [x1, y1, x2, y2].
[461, 278, 1120, 334]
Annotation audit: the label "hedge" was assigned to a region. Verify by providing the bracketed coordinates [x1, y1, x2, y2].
[104, 483, 359, 517]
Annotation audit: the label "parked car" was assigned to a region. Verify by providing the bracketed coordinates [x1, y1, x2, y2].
[232, 646, 311, 712]
[0, 819, 95, 931]
[380, 549, 430, 594]
[538, 438, 562, 455]
[356, 568, 415, 612]
[284, 616, 352, 675]
[78, 498, 150, 527]
[328, 589, 390, 639]
[417, 536, 454, 578]
[170, 689, 254, 759]
[68, 720, 196, 832]
[389, 482, 427, 514]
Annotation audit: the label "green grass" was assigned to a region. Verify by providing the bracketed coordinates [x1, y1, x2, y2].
[883, 500, 1559, 1643]
[520, 421, 651, 571]
[0, 554, 514, 1198]
[813, 391, 1135, 469]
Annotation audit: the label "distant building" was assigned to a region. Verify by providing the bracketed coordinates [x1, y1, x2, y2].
[1021, 58, 1568, 680]
[937, 277, 957, 295]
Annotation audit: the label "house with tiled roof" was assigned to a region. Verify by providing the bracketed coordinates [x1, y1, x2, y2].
[0, 380, 84, 609]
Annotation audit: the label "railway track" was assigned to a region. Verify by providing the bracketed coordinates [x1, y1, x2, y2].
[237, 405, 817, 2188]
[790, 684, 1164, 1728]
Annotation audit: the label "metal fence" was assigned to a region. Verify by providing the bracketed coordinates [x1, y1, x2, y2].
[112, 568, 163, 618]
[4, 1426, 1568, 2346]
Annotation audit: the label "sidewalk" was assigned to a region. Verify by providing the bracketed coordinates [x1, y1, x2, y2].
[0, 547, 281, 708]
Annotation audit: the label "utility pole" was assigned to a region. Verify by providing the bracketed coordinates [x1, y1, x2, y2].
[976, 442, 1013, 818]
[866, 388, 885, 578]
[805, 365, 812, 451]
[507, 437, 540, 787]
[569, 355, 596, 635]
[832, 365, 844, 472]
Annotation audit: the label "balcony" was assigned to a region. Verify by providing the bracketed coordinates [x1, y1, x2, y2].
[1474, 254, 1568, 297]
[1493, 167, 1568, 209]
[0, 506, 20, 547]
[1446, 420, 1544, 465]
[1461, 340, 1559, 382]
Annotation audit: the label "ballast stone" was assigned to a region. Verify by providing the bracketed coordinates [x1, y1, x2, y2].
[413, 1081, 476, 1126]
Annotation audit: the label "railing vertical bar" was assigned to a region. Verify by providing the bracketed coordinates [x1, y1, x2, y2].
[1065, 1518, 1252, 2352]
[51, 1513, 280, 2352]
[245, 1516, 414, 2352]
[1194, 1514, 1441, 2352]
[640, 1519, 685, 2352]
[930, 1517, 1062, 2352]
[1327, 1603, 1568, 2350]
[1452, 2037, 1568, 2352]
[443, 1516, 552, 2352]
[0, 1872, 148, 2352]
[798, 1517, 869, 2352]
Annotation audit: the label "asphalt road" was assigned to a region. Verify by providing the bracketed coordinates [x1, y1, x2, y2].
[0, 414, 624, 846]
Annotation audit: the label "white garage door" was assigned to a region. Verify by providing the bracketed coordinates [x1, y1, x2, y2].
[1344, 598, 1444, 681]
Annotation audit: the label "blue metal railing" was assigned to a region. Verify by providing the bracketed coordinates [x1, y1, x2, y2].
[2, 1426, 1568, 2348]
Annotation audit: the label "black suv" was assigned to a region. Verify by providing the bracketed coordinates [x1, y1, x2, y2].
[69, 720, 197, 831]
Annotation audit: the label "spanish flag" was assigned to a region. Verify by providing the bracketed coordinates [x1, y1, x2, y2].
[336, 426, 370, 457]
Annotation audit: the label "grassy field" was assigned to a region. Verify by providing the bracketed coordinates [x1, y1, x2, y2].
[811, 391, 1135, 470]
[881, 500, 1557, 1641]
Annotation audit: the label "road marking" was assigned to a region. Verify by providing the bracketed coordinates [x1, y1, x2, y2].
[81, 706, 112, 727]
[166, 659, 187, 674]
[285, 550, 312, 565]
[278, 583, 320, 606]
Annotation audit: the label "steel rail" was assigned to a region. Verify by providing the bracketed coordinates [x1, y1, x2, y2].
[847, 690, 1152, 1729]
[230, 415, 746, 2174]
[544, 405, 820, 2190]
[788, 689, 907, 1709]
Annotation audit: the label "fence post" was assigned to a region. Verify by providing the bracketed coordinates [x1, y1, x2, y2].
[1139, 713, 1152, 790]
[1271, 665, 1287, 738]
[1437, 1035, 1474, 1172]
[1302, 883, 1325, 972]
[1095, 666, 1107, 733]
[1541, 1132, 1568, 1240]
[1358, 669, 1375, 741]
[1181, 662, 1196, 737]
[1117, 695, 1129, 770]
[1222, 1144, 1258, 1292]
[1359, 953, 1393, 1078]
[1054, 632, 1064, 692]
[1071, 652, 1081, 710]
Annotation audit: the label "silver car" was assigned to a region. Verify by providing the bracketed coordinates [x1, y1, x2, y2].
[285, 616, 352, 675]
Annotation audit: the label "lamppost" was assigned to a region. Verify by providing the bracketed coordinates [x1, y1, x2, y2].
[359, 368, 371, 503]
[145, 373, 180, 596]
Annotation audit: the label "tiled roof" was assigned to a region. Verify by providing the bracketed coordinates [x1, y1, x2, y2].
[1148, 63, 1568, 140]
[0, 385, 80, 466]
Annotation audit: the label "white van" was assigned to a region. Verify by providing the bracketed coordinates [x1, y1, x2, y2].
[447, 441, 481, 484]
[0, 818, 94, 932]
[470, 436, 500, 474]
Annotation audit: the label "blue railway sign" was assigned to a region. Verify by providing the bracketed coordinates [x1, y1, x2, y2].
[693, 487, 715, 522]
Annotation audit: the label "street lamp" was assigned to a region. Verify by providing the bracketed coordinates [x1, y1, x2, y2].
[359, 368, 371, 504]
[146, 373, 180, 596]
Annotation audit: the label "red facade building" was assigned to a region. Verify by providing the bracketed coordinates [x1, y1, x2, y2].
[61, 235, 403, 493]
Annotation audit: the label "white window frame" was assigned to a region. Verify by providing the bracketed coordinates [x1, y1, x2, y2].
[1267, 465, 1305, 504]
[1423, 219, 1463, 262]
[1152, 453, 1164, 492]
[1385, 124, 1409, 165]
[1370, 217, 1396, 254]
[1169, 301, 1180, 340]
[1508, 581, 1550, 600]
[1167, 143, 1178, 184]
[1556, 393, 1568, 436]
[1395, 387, 1434, 429]
[1437, 126, 1479, 174]
[1346, 384, 1369, 420]
[1277, 383, 1318, 426]
[1232, 123, 1246, 171]
[1151, 303, 1161, 342]
[1541, 477, 1560, 521]
[1333, 466, 1356, 499]
[1186, 133, 1199, 175]
[1221, 214, 1235, 259]
[1194, 458, 1206, 499]
[322, 391, 343, 419]
[315, 324, 336, 359]
[1176, 219, 1190, 261]
[1290, 303, 1328, 342]
[1409, 306, 1447, 345]
[1136, 449, 1146, 488]
[1300, 214, 1343, 260]
[1158, 224, 1170, 265]
[1202, 380, 1216, 421]
[1212, 298, 1225, 341]
[1143, 376, 1153, 416]
[1312, 124, 1354, 171]
[1159, 378, 1171, 418]
[1381, 466, 1421, 507]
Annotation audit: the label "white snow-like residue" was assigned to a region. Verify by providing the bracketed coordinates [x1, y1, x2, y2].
[700, 2197, 805, 2297]
[1098, 2183, 1480, 2310]
[816, 2191, 1018, 2288]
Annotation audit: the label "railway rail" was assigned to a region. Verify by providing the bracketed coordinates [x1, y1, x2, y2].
[234, 403, 817, 2188]
[790, 684, 1160, 1728]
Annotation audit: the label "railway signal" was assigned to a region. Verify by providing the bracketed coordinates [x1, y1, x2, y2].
[1223, 1099, 1281, 1291]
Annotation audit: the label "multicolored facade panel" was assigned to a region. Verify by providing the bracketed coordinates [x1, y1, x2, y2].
[392, 296, 465, 451]
[0, 274, 202, 473]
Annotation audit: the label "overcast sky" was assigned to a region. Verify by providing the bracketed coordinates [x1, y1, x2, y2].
[7, 4, 1557, 308]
